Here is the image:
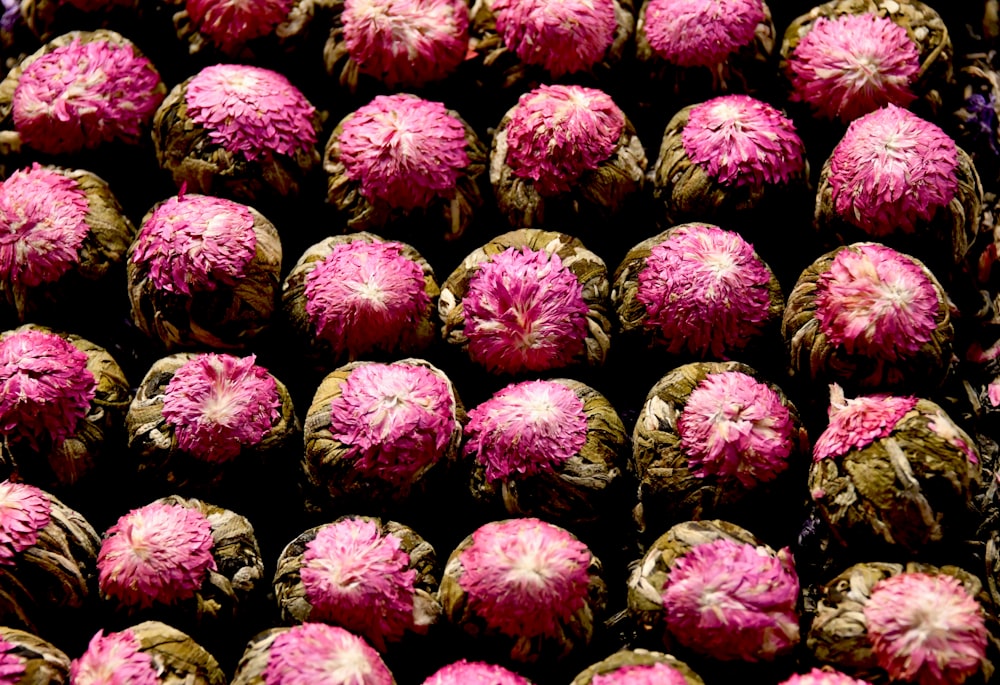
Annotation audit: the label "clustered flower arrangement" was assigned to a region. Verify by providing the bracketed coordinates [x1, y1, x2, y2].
[1, 0, 1000, 684]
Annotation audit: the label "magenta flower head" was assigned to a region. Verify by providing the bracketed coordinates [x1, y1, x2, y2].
[641, 0, 765, 67]
[779, 668, 871, 685]
[0, 481, 51, 566]
[492, 0, 616, 76]
[185, 0, 294, 54]
[7, 31, 164, 155]
[590, 662, 689, 685]
[71, 630, 159, 685]
[0, 638, 25, 683]
[812, 388, 918, 462]
[262, 623, 395, 685]
[423, 660, 530, 685]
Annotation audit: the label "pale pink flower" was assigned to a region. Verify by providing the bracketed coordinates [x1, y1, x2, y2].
[0, 164, 89, 289]
[591, 662, 689, 685]
[636, 224, 774, 357]
[812, 386, 917, 461]
[161, 353, 280, 462]
[465, 380, 587, 482]
[342, 0, 469, 87]
[0, 481, 50, 566]
[504, 85, 625, 195]
[681, 95, 805, 188]
[458, 518, 592, 639]
[678, 371, 794, 487]
[779, 668, 872, 685]
[328, 363, 455, 486]
[70, 630, 159, 685]
[264, 623, 395, 685]
[300, 518, 416, 651]
[788, 14, 919, 123]
[661, 537, 800, 661]
[97, 502, 217, 608]
[493, 0, 616, 76]
[185, 64, 317, 162]
[12, 37, 163, 154]
[643, 0, 765, 67]
[814, 244, 939, 361]
[988, 381, 1000, 407]
[926, 410, 979, 464]
[186, 0, 295, 53]
[863, 573, 987, 685]
[463, 248, 589, 374]
[0, 639, 25, 683]
[304, 240, 430, 356]
[129, 193, 257, 296]
[0, 329, 96, 449]
[422, 660, 530, 685]
[828, 106, 959, 235]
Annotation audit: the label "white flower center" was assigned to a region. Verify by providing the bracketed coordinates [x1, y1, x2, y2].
[318, 640, 374, 681]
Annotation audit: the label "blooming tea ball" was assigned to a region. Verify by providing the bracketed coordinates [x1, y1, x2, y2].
[570, 649, 704, 685]
[0, 627, 71, 682]
[175, 0, 295, 55]
[779, 669, 871, 685]
[422, 660, 531, 684]
[16, 0, 142, 42]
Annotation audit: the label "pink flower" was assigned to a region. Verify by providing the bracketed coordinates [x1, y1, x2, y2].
[661, 537, 800, 661]
[130, 193, 257, 296]
[681, 95, 805, 188]
[636, 224, 774, 357]
[327, 363, 455, 486]
[812, 386, 917, 461]
[0, 639, 25, 683]
[337, 95, 469, 211]
[828, 106, 959, 235]
[12, 37, 163, 154]
[300, 518, 416, 651]
[0, 164, 90, 289]
[504, 85, 625, 195]
[304, 240, 430, 357]
[70, 630, 159, 685]
[422, 660, 530, 685]
[492, 0, 616, 76]
[678, 371, 794, 487]
[863, 573, 987, 685]
[814, 244, 939, 361]
[342, 0, 469, 87]
[591, 662, 689, 685]
[161, 353, 280, 462]
[927, 410, 979, 464]
[988, 381, 1000, 407]
[97, 502, 217, 608]
[780, 668, 872, 685]
[458, 518, 592, 640]
[264, 623, 395, 685]
[0, 481, 51, 566]
[788, 14, 919, 123]
[186, 0, 295, 53]
[643, 0, 765, 67]
[0, 329, 96, 449]
[185, 64, 317, 162]
[463, 247, 590, 374]
[465, 380, 587, 481]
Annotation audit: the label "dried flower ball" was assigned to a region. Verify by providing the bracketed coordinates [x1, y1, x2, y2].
[780, 669, 871, 685]
[422, 660, 530, 685]
[439, 517, 606, 663]
[17, 0, 141, 42]
[324, 94, 486, 241]
[570, 649, 704, 685]
[440, 229, 612, 375]
[0, 30, 164, 155]
[273, 516, 439, 652]
[231, 623, 396, 685]
[0, 627, 71, 683]
[152, 63, 321, 202]
[175, 0, 295, 55]
[626, 519, 799, 662]
[127, 192, 282, 351]
[0, 480, 100, 633]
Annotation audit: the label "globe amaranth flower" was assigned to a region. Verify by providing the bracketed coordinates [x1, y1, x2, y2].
[185, 0, 295, 53]
[342, 0, 469, 87]
[812, 387, 917, 461]
[184, 64, 317, 162]
[464, 247, 589, 374]
[828, 106, 958, 235]
[12, 37, 163, 155]
[643, 0, 765, 67]
[458, 518, 591, 639]
[304, 240, 430, 356]
[70, 630, 159, 685]
[788, 14, 919, 123]
[328, 363, 455, 486]
[0, 481, 50, 566]
[337, 94, 469, 211]
[161, 353, 280, 462]
[0, 164, 90, 289]
[814, 244, 939, 361]
[465, 380, 587, 482]
[422, 660, 529, 685]
[0, 329, 96, 449]
[504, 84, 625, 195]
[591, 662, 689, 685]
[677, 371, 794, 487]
[97, 502, 217, 608]
[779, 668, 872, 685]
[264, 623, 395, 685]
[492, 0, 616, 76]
[681, 95, 805, 188]
[863, 573, 987, 685]
[636, 225, 774, 357]
[130, 193, 257, 296]
[0, 639, 24, 683]
[661, 537, 799, 661]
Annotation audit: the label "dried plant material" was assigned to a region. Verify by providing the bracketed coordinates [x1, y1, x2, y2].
[953, 52, 1000, 185]
[0, 627, 71, 683]
[570, 649, 704, 685]
[19, 0, 141, 42]
[171, 0, 295, 55]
